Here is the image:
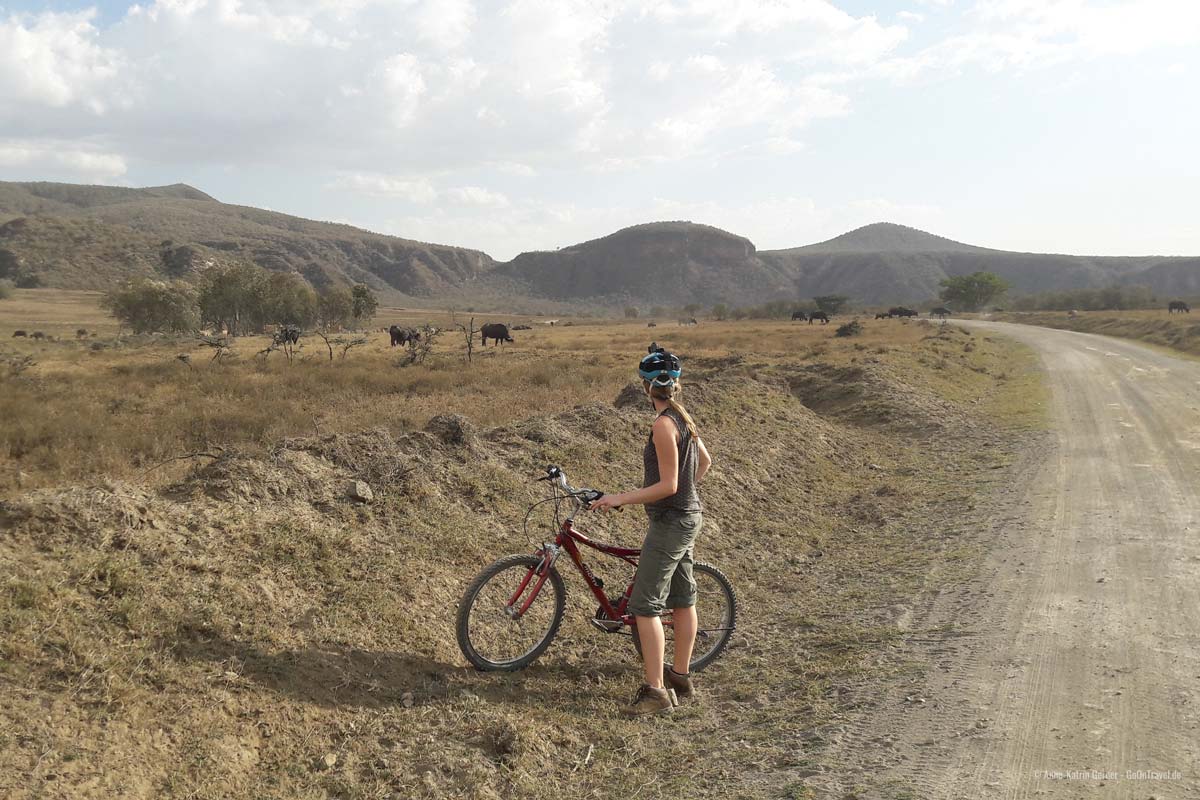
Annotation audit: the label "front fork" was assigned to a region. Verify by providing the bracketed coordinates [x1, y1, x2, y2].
[505, 544, 560, 620]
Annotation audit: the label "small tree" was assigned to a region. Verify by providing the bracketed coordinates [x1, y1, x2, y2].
[397, 324, 441, 366]
[316, 287, 355, 332]
[683, 303, 702, 317]
[939, 272, 1010, 312]
[102, 279, 200, 334]
[198, 261, 268, 336]
[623, 306, 639, 319]
[711, 303, 729, 321]
[814, 294, 849, 315]
[454, 316, 478, 362]
[264, 272, 317, 327]
[351, 283, 379, 326]
[0, 279, 13, 300]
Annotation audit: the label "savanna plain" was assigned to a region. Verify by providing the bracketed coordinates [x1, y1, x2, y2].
[0, 290, 1047, 799]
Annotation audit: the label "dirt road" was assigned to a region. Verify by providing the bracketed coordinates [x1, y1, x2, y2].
[817, 322, 1200, 798]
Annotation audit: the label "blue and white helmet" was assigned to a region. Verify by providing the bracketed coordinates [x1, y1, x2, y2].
[639, 343, 681, 388]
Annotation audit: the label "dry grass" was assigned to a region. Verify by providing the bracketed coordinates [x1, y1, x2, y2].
[0, 292, 1047, 799]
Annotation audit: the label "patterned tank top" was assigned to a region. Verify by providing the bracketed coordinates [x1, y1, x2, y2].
[643, 407, 702, 513]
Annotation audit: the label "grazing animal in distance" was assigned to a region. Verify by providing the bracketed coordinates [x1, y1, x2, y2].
[791, 310, 807, 322]
[511, 324, 533, 331]
[389, 325, 420, 347]
[930, 307, 951, 319]
[1068, 310, 1079, 317]
[274, 325, 301, 345]
[874, 312, 891, 320]
[76, 328, 89, 338]
[1169, 300, 1190, 313]
[888, 307, 918, 318]
[31, 331, 45, 340]
[12, 330, 27, 337]
[808, 311, 830, 324]
[647, 322, 657, 328]
[677, 317, 698, 326]
[480, 323, 513, 345]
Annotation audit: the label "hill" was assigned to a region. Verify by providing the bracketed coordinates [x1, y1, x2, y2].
[4, 181, 1197, 306]
[488, 221, 796, 307]
[0, 181, 494, 296]
[760, 222, 1189, 305]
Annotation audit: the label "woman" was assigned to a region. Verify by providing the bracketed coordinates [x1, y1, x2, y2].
[590, 344, 712, 716]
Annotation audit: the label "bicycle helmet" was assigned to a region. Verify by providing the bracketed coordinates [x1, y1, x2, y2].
[639, 343, 681, 387]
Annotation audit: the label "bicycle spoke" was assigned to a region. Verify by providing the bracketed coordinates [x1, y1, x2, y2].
[467, 564, 560, 666]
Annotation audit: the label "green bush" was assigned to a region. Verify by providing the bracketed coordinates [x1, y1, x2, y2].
[102, 279, 200, 334]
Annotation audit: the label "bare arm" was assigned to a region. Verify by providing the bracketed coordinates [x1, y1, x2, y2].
[590, 415, 678, 511]
[695, 436, 711, 483]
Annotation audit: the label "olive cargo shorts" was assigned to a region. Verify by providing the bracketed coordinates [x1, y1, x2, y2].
[628, 509, 703, 617]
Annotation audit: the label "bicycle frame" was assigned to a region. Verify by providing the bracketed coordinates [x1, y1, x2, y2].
[509, 517, 642, 627]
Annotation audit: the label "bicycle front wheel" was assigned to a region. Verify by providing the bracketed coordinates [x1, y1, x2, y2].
[456, 554, 567, 671]
[633, 561, 738, 672]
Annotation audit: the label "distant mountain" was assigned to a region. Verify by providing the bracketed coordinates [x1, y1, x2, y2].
[489, 222, 796, 307]
[763, 223, 1190, 305]
[0, 181, 494, 295]
[3, 181, 1197, 305]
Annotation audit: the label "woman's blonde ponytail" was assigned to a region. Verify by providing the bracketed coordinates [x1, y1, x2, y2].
[644, 378, 699, 438]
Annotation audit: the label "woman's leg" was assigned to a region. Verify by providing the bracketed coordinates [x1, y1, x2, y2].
[670, 605, 697, 674]
[635, 615, 666, 688]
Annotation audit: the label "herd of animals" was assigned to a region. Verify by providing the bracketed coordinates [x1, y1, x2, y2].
[8, 302, 1195, 344]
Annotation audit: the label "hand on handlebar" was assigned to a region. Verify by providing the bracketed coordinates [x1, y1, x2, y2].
[588, 492, 625, 513]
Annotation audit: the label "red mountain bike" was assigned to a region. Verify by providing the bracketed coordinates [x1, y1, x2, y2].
[456, 465, 738, 672]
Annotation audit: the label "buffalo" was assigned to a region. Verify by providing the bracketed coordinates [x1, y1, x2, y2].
[874, 312, 891, 320]
[1169, 300, 1191, 313]
[12, 330, 26, 338]
[76, 328, 89, 338]
[930, 307, 951, 319]
[512, 324, 533, 331]
[389, 325, 420, 347]
[481, 323, 513, 345]
[888, 307, 918, 318]
[808, 311, 830, 324]
[791, 311, 807, 322]
[31, 331, 45, 340]
[647, 322, 657, 328]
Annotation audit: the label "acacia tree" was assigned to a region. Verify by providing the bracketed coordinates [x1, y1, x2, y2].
[264, 272, 317, 327]
[711, 303, 729, 321]
[939, 272, 1010, 312]
[198, 262, 268, 335]
[351, 283, 379, 326]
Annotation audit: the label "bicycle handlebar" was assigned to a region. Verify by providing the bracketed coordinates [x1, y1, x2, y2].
[538, 465, 608, 514]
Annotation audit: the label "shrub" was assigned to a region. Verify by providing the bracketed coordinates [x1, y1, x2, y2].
[835, 320, 863, 338]
[0, 279, 13, 300]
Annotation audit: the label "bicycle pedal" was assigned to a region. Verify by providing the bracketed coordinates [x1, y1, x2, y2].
[588, 618, 624, 633]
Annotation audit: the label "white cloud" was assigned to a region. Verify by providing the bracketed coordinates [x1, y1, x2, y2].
[447, 186, 510, 207]
[0, 139, 128, 180]
[0, 10, 121, 111]
[331, 173, 437, 204]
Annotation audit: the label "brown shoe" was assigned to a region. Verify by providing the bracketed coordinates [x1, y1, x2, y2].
[663, 667, 695, 701]
[621, 684, 674, 717]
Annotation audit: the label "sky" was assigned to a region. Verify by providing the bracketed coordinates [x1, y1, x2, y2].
[1, 1, 1198, 261]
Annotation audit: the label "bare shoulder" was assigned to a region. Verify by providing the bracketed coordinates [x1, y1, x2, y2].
[652, 413, 679, 440]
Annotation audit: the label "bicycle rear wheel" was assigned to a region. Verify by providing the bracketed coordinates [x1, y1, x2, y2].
[456, 554, 566, 671]
[633, 561, 737, 672]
